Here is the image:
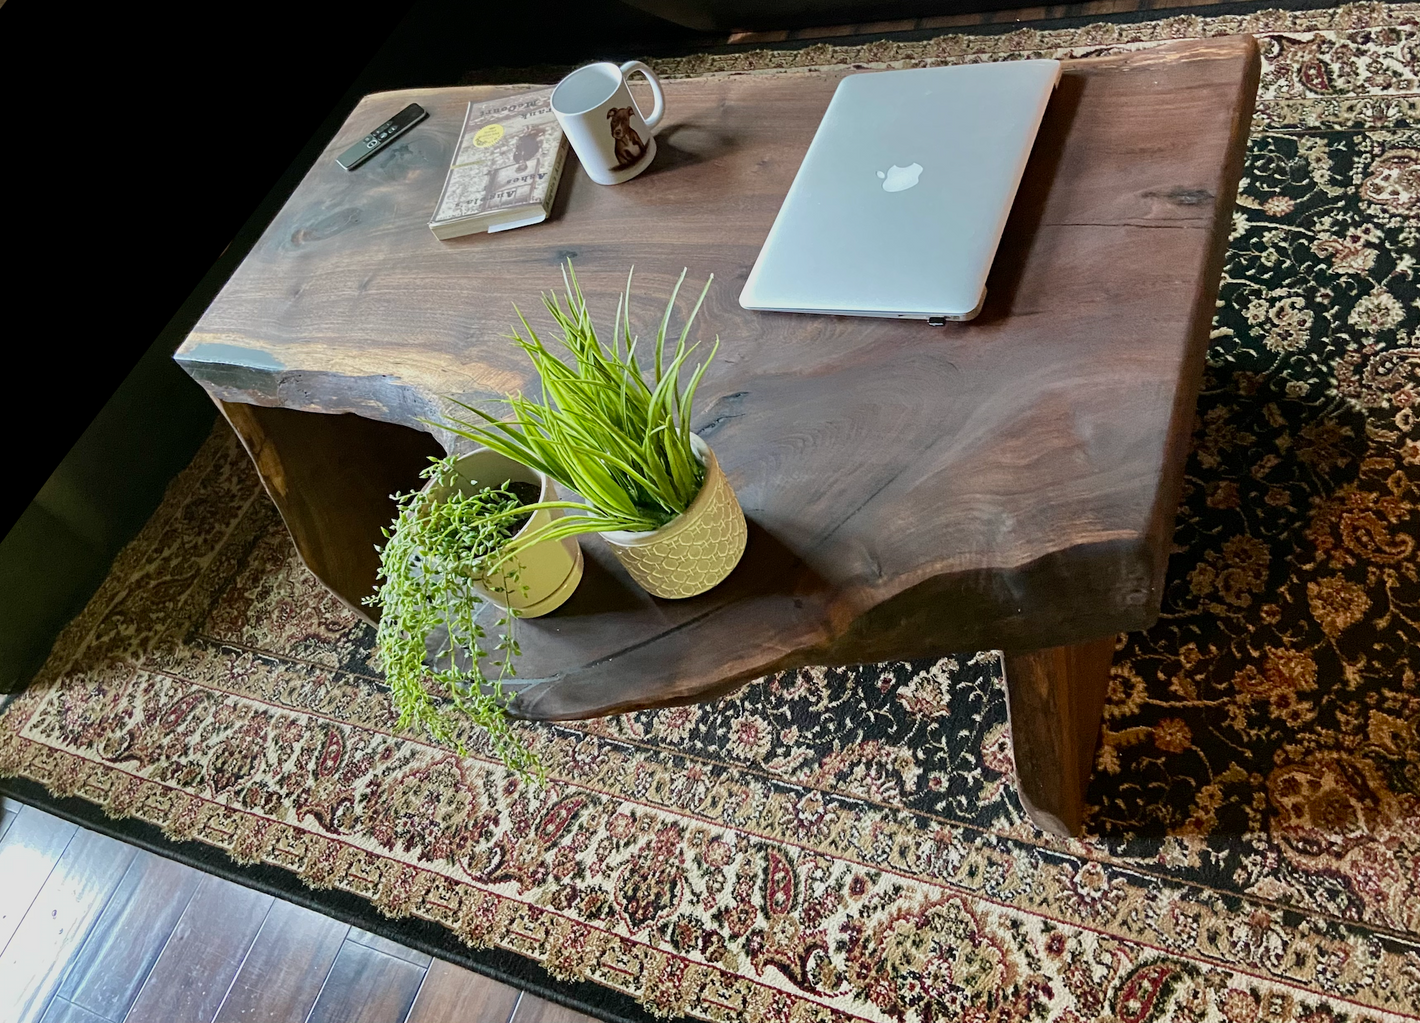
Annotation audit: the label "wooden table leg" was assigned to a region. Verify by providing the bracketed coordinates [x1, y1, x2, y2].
[219, 402, 444, 624]
[1002, 635, 1117, 837]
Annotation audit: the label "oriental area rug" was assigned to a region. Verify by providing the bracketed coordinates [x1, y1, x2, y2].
[5, 4, 1420, 1021]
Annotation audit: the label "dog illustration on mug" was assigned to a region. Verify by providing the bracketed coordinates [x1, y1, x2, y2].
[607, 106, 649, 171]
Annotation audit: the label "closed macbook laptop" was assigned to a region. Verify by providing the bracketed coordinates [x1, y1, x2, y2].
[739, 59, 1060, 322]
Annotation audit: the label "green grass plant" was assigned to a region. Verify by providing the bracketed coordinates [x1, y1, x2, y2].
[441, 262, 719, 556]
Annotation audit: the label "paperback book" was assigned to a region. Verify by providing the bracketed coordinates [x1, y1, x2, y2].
[428, 88, 568, 239]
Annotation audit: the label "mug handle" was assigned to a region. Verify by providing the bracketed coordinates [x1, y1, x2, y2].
[619, 60, 665, 131]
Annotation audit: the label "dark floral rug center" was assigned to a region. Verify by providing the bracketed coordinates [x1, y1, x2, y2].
[5, 5, 1420, 1022]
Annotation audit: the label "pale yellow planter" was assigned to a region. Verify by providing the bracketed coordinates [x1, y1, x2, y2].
[429, 449, 583, 618]
[601, 435, 747, 599]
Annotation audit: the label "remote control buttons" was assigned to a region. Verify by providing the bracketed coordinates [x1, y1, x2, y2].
[337, 103, 428, 170]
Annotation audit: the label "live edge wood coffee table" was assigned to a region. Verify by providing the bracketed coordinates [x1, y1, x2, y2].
[176, 37, 1260, 836]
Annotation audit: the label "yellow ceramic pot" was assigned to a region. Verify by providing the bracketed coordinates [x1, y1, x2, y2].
[601, 435, 747, 599]
[428, 449, 583, 617]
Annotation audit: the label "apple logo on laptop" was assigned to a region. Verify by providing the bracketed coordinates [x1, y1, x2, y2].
[877, 163, 923, 192]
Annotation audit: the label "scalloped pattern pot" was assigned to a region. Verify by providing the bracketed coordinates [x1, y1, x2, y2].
[602, 448, 747, 599]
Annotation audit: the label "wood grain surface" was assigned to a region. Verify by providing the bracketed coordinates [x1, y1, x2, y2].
[38, 999, 109, 1023]
[211, 900, 350, 1023]
[508, 992, 601, 1023]
[177, 38, 1258, 825]
[1003, 635, 1119, 836]
[220, 402, 441, 625]
[57, 851, 204, 1020]
[303, 941, 426, 1023]
[405, 960, 522, 1023]
[0, 828, 137, 1023]
[348, 925, 434, 967]
[0, 804, 77, 953]
[124, 875, 273, 1022]
[0, 804, 532, 1023]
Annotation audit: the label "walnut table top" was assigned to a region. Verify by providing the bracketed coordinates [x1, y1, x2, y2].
[176, 37, 1260, 835]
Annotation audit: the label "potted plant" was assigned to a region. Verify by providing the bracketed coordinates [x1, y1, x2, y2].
[442, 262, 747, 599]
[364, 451, 581, 777]
[428, 447, 584, 617]
[365, 263, 741, 772]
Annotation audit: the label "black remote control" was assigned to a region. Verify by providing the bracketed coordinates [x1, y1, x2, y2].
[336, 103, 428, 170]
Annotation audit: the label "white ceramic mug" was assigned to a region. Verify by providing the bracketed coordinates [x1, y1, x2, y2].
[550, 61, 665, 185]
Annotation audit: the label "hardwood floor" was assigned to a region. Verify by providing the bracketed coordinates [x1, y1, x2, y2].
[0, 798, 596, 1023]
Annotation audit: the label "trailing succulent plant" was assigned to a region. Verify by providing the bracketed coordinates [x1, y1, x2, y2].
[365, 454, 542, 779]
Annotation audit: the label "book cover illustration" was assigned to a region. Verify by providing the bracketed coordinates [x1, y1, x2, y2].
[430, 88, 568, 235]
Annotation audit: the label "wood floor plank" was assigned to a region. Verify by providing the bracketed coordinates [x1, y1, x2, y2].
[38, 998, 110, 1023]
[347, 926, 432, 967]
[122, 875, 273, 1023]
[405, 960, 521, 1023]
[508, 993, 600, 1023]
[211, 899, 349, 1023]
[0, 805, 79, 955]
[57, 851, 204, 1021]
[0, 827, 139, 1023]
[303, 941, 426, 1023]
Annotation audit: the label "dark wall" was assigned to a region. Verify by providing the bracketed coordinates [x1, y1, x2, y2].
[0, 0, 704, 690]
[0, 0, 411, 688]
[620, 0, 1044, 30]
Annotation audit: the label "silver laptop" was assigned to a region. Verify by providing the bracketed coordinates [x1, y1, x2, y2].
[739, 59, 1060, 322]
